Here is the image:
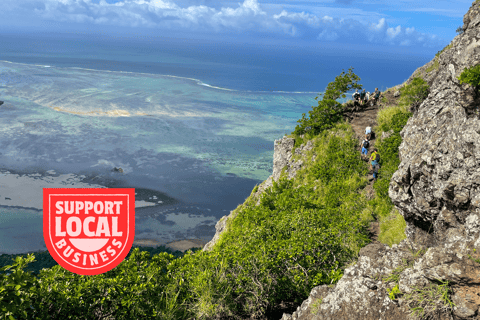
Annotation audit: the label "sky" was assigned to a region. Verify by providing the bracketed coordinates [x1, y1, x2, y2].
[0, 0, 471, 56]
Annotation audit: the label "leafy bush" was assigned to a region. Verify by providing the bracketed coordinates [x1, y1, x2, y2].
[0, 245, 187, 278]
[293, 67, 362, 136]
[456, 26, 464, 35]
[458, 64, 480, 88]
[398, 77, 429, 108]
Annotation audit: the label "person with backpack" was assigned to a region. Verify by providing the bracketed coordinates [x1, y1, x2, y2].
[370, 148, 380, 170]
[352, 89, 360, 104]
[360, 136, 369, 156]
[365, 126, 372, 140]
[360, 89, 366, 106]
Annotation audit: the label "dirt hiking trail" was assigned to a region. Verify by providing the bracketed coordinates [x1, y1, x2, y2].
[345, 89, 401, 242]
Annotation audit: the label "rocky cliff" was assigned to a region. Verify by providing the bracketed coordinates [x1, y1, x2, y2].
[281, 2, 480, 320]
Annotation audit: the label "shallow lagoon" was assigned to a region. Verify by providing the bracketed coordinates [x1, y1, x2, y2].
[0, 61, 317, 254]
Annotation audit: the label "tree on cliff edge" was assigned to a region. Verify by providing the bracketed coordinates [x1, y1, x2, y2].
[294, 67, 362, 136]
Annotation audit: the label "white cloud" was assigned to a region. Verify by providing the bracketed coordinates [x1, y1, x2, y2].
[4, 0, 447, 48]
[387, 25, 401, 39]
[370, 18, 386, 32]
[317, 29, 338, 41]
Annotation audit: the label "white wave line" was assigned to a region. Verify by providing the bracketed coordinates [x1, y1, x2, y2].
[0, 60, 320, 95]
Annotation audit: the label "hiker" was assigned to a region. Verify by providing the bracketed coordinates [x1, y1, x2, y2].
[352, 89, 360, 104]
[360, 136, 369, 157]
[365, 126, 372, 140]
[360, 89, 366, 106]
[372, 162, 379, 181]
[372, 88, 381, 105]
[370, 148, 380, 171]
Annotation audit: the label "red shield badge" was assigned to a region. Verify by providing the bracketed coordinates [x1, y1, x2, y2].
[43, 188, 135, 276]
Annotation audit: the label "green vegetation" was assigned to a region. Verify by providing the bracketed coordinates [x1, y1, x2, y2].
[0, 245, 189, 277]
[378, 210, 407, 245]
[293, 67, 362, 138]
[467, 248, 480, 264]
[398, 77, 429, 107]
[369, 104, 410, 245]
[435, 43, 453, 58]
[403, 281, 454, 319]
[310, 298, 323, 315]
[456, 26, 464, 35]
[0, 68, 428, 320]
[387, 284, 401, 300]
[458, 64, 480, 89]
[425, 58, 439, 73]
[380, 248, 454, 319]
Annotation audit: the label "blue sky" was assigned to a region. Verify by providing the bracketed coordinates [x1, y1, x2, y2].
[0, 0, 471, 55]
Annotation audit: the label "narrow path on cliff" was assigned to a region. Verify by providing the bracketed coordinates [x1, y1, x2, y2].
[345, 89, 399, 242]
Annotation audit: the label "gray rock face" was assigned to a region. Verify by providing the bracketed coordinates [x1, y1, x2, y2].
[389, 1, 480, 248]
[393, 90, 401, 97]
[282, 240, 420, 320]
[282, 3, 480, 320]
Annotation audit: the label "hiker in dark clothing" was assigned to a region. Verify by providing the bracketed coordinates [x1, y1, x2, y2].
[352, 89, 360, 106]
[360, 136, 369, 156]
[372, 88, 381, 105]
[360, 89, 366, 106]
[372, 162, 379, 181]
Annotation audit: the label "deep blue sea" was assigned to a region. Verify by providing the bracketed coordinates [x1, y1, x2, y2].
[0, 32, 432, 254]
[0, 32, 431, 92]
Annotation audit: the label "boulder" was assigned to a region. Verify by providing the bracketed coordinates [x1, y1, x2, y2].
[394, 90, 401, 97]
[381, 129, 394, 141]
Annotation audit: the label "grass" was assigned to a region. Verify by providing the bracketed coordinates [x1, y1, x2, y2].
[425, 58, 439, 73]
[378, 209, 407, 246]
[435, 43, 453, 58]
[403, 281, 455, 320]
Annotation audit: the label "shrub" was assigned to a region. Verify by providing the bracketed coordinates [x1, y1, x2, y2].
[458, 64, 480, 89]
[398, 77, 429, 108]
[425, 58, 439, 73]
[293, 67, 362, 136]
[456, 26, 464, 35]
